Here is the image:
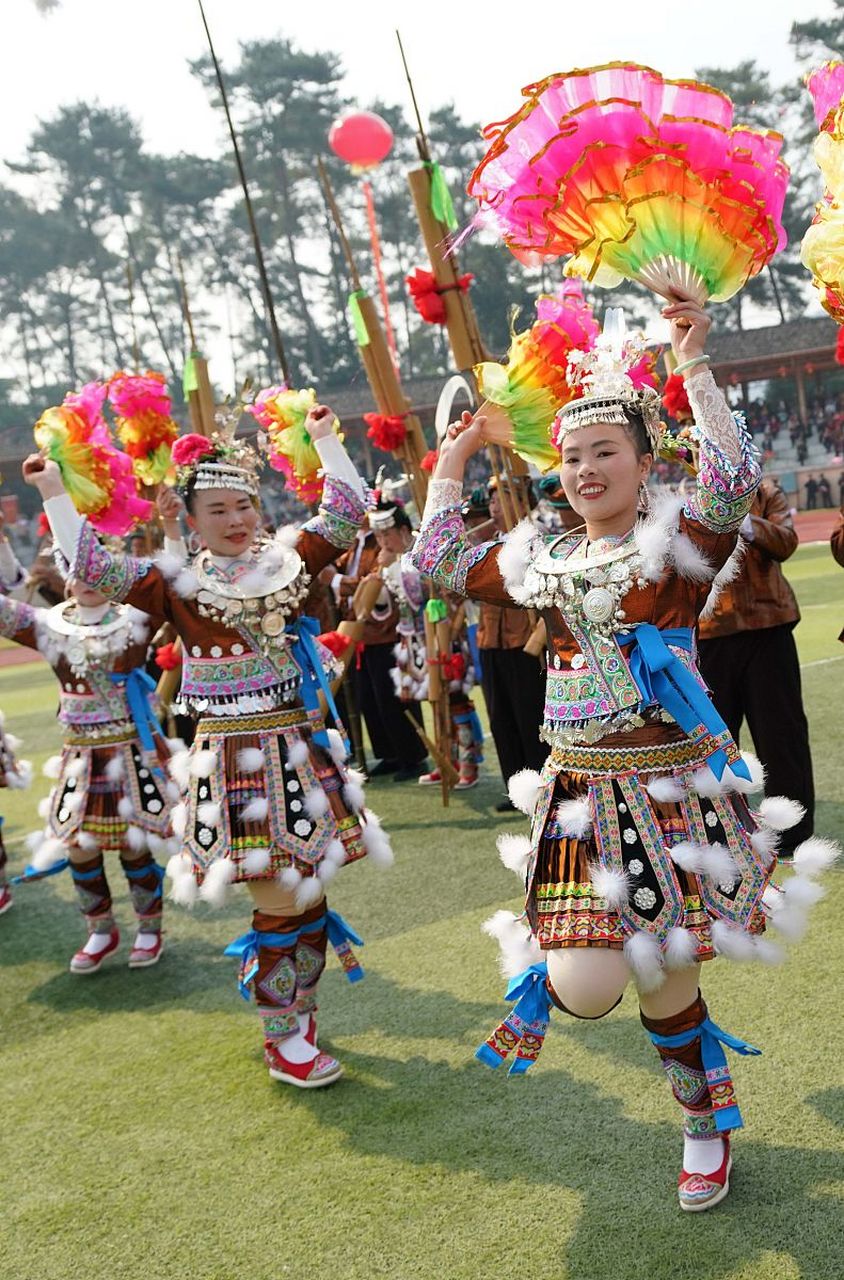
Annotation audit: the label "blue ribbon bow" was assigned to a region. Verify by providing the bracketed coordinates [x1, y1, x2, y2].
[286, 616, 349, 755]
[648, 1015, 761, 1131]
[326, 908, 365, 983]
[10, 858, 69, 886]
[109, 667, 162, 754]
[618, 625, 750, 781]
[476, 961, 552, 1074]
[224, 922, 308, 1001]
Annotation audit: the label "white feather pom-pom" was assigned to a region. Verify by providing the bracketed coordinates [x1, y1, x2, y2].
[117, 796, 135, 820]
[198, 856, 236, 906]
[189, 749, 218, 780]
[481, 909, 542, 978]
[126, 825, 147, 853]
[168, 857, 199, 907]
[242, 848, 271, 875]
[663, 926, 700, 969]
[146, 834, 167, 856]
[624, 930, 665, 991]
[168, 750, 191, 792]
[669, 841, 707, 874]
[294, 875, 324, 909]
[278, 865, 303, 891]
[711, 920, 757, 961]
[197, 801, 222, 827]
[285, 738, 309, 770]
[316, 859, 339, 885]
[66, 756, 87, 780]
[6, 761, 33, 789]
[670, 532, 714, 581]
[768, 902, 809, 942]
[236, 747, 265, 774]
[343, 781, 365, 813]
[31, 836, 66, 871]
[304, 788, 330, 820]
[507, 769, 542, 817]
[239, 796, 269, 823]
[64, 792, 84, 814]
[555, 795, 592, 839]
[76, 831, 99, 853]
[753, 938, 785, 966]
[792, 836, 841, 878]
[361, 810, 394, 867]
[646, 775, 686, 803]
[750, 828, 779, 860]
[727, 752, 766, 795]
[154, 550, 186, 580]
[173, 569, 199, 599]
[782, 876, 825, 910]
[25, 829, 46, 855]
[43, 755, 62, 780]
[37, 797, 52, 820]
[496, 833, 532, 877]
[499, 519, 541, 593]
[105, 754, 126, 782]
[689, 767, 728, 798]
[756, 796, 806, 832]
[326, 729, 348, 765]
[171, 803, 187, 839]
[324, 839, 347, 867]
[700, 843, 740, 885]
[589, 864, 630, 910]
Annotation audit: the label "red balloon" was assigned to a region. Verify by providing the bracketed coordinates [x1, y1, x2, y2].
[328, 110, 394, 171]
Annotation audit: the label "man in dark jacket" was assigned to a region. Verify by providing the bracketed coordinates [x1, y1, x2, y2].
[698, 478, 814, 859]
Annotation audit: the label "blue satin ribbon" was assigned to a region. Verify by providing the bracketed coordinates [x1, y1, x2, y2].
[11, 858, 69, 885]
[466, 622, 483, 682]
[224, 922, 313, 1001]
[326, 908, 365, 983]
[618, 624, 750, 781]
[109, 667, 162, 754]
[286, 616, 349, 755]
[476, 961, 552, 1074]
[648, 1016, 761, 1132]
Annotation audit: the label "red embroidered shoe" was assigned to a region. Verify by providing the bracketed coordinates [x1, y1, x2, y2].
[303, 1014, 317, 1047]
[678, 1136, 732, 1211]
[0, 886, 13, 916]
[69, 928, 120, 975]
[264, 1042, 343, 1089]
[455, 773, 479, 790]
[418, 770, 442, 786]
[128, 932, 164, 969]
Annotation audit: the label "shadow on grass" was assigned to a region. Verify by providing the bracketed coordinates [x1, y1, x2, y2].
[289, 1047, 844, 1280]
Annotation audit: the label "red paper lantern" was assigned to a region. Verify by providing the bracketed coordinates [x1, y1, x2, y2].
[328, 111, 393, 172]
[805, 362, 815, 375]
[777, 365, 788, 378]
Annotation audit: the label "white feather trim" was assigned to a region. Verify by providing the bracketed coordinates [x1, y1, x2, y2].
[756, 796, 806, 832]
[792, 836, 841, 878]
[117, 796, 135, 820]
[699, 843, 740, 885]
[669, 532, 714, 581]
[171, 803, 187, 839]
[154, 550, 186, 579]
[105, 754, 126, 782]
[170, 869, 199, 907]
[782, 876, 825, 910]
[555, 795, 592, 839]
[285, 738, 309, 769]
[646, 775, 686, 803]
[197, 800, 222, 827]
[496, 833, 532, 877]
[324, 839, 347, 867]
[165, 782, 181, 805]
[343, 781, 365, 813]
[294, 875, 324, 909]
[726, 752, 766, 795]
[316, 859, 339, 885]
[623, 930, 665, 991]
[768, 901, 809, 942]
[31, 836, 66, 871]
[198, 856, 236, 906]
[589, 863, 630, 909]
[689, 767, 728, 798]
[43, 755, 62, 780]
[25, 829, 45, 855]
[668, 841, 708, 875]
[753, 938, 785, 966]
[146, 833, 167, 856]
[236, 747, 265, 774]
[711, 919, 757, 961]
[76, 831, 99, 853]
[173, 569, 199, 599]
[278, 865, 303, 891]
[64, 792, 84, 813]
[700, 541, 746, 621]
[6, 761, 33, 789]
[750, 828, 779, 860]
[663, 926, 699, 969]
[361, 810, 394, 867]
[126, 825, 147, 853]
[189, 749, 218, 779]
[499, 519, 542, 596]
[242, 847, 271, 875]
[507, 769, 542, 816]
[347, 767, 367, 788]
[169, 750, 191, 792]
[37, 797, 52, 820]
[303, 787, 330, 820]
[326, 728, 348, 765]
[239, 796, 269, 823]
[65, 756, 87, 780]
[481, 909, 543, 978]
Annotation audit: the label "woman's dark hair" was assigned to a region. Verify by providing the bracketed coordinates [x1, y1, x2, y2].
[622, 407, 653, 459]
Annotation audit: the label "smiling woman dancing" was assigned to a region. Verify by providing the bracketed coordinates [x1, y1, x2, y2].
[412, 293, 838, 1210]
[24, 406, 392, 1088]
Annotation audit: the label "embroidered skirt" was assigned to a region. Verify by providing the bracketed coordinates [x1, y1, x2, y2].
[175, 707, 371, 886]
[526, 763, 772, 962]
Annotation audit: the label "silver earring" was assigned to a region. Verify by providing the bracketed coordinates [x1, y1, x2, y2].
[637, 481, 651, 514]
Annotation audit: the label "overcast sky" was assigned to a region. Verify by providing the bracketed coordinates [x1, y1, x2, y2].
[4, 0, 828, 166]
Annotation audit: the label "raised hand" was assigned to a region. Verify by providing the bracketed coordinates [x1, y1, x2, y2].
[434, 411, 488, 482]
[22, 454, 65, 498]
[305, 404, 337, 441]
[662, 290, 712, 367]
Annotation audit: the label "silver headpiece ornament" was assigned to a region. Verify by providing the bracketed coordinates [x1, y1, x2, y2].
[551, 309, 662, 453]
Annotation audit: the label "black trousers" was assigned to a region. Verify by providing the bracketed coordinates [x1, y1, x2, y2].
[698, 624, 815, 849]
[356, 643, 426, 768]
[480, 646, 549, 785]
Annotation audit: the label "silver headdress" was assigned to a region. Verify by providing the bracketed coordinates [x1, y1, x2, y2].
[174, 404, 263, 498]
[551, 309, 662, 452]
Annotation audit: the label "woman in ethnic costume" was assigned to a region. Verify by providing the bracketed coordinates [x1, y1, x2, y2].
[412, 293, 838, 1209]
[0, 565, 174, 970]
[24, 405, 391, 1088]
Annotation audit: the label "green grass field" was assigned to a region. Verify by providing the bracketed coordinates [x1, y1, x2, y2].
[1, 544, 842, 1280]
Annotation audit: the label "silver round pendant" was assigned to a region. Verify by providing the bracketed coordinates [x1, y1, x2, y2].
[581, 586, 615, 624]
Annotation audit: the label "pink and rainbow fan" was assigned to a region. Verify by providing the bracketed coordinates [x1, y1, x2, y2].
[465, 62, 789, 305]
[247, 386, 342, 506]
[801, 63, 844, 325]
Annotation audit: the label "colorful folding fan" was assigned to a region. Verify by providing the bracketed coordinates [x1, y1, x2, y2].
[248, 386, 342, 505]
[801, 62, 844, 324]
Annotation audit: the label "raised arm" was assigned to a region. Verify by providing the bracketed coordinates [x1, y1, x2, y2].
[295, 406, 369, 575]
[663, 296, 761, 533]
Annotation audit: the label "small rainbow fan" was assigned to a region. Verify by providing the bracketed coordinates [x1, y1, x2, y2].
[247, 386, 342, 505]
[107, 371, 179, 487]
[465, 62, 788, 305]
[34, 383, 152, 535]
[801, 63, 844, 325]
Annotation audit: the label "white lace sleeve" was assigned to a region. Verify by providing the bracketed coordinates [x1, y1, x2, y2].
[421, 479, 463, 527]
[685, 367, 741, 466]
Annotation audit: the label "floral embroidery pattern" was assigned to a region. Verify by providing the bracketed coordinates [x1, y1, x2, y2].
[303, 476, 367, 549]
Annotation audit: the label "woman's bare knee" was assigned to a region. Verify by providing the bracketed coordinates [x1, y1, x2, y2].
[247, 881, 322, 915]
[546, 946, 631, 1019]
